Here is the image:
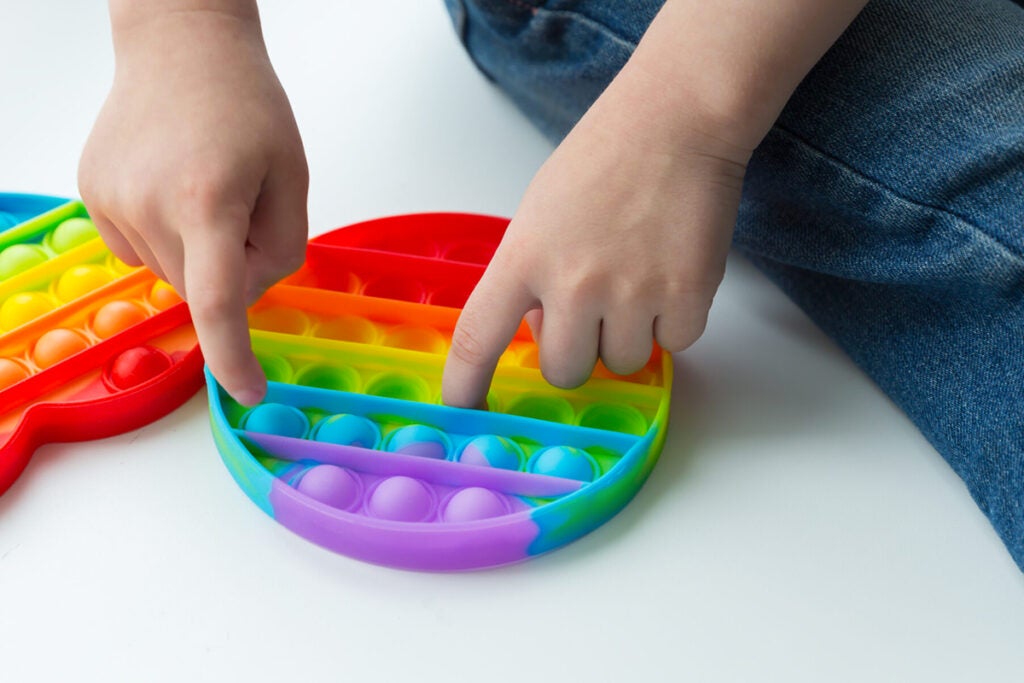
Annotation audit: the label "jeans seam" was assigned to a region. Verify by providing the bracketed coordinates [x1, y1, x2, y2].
[772, 123, 1024, 267]
[532, 6, 639, 52]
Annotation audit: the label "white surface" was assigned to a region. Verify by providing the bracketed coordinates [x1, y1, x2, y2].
[1, 3, 1022, 682]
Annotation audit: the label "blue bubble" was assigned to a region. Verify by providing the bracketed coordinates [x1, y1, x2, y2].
[384, 424, 451, 460]
[242, 403, 310, 439]
[527, 446, 597, 482]
[314, 414, 381, 449]
[457, 434, 524, 471]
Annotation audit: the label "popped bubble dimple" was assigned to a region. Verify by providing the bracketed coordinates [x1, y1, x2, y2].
[366, 476, 436, 522]
[91, 300, 149, 339]
[527, 446, 597, 482]
[457, 434, 524, 471]
[256, 353, 293, 384]
[1, 291, 55, 329]
[441, 487, 510, 523]
[507, 394, 575, 424]
[55, 264, 114, 301]
[248, 307, 310, 335]
[49, 217, 98, 253]
[32, 328, 90, 369]
[106, 346, 173, 390]
[384, 424, 451, 460]
[296, 464, 363, 511]
[0, 244, 48, 279]
[0, 358, 31, 390]
[294, 364, 360, 392]
[313, 414, 381, 449]
[314, 315, 377, 344]
[242, 403, 310, 438]
[365, 372, 431, 403]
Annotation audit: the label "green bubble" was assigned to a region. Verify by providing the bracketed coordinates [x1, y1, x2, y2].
[0, 244, 48, 279]
[50, 217, 99, 253]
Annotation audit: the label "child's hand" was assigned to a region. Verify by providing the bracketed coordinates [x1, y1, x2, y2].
[441, 76, 748, 408]
[79, 4, 308, 406]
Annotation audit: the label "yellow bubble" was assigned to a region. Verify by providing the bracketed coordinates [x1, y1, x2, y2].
[1, 292, 55, 329]
[55, 265, 115, 301]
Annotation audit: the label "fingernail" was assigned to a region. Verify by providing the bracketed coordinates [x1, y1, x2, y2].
[236, 388, 264, 407]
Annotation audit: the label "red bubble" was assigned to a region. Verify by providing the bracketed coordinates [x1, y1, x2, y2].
[106, 346, 173, 390]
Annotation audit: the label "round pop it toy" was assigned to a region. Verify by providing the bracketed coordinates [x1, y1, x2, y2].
[207, 213, 672, 571]
[0, 193, 203, 495]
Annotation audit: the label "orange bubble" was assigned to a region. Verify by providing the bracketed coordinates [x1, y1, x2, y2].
[313, 315, 377, 344]
[92, 300, 149, 338]
[33, 328, 90, 369]
[148, 281, 182, 310]
[55, 265, 115, 302]
[0, 358, 30, 390]
[1, 292, 55, 329]
[248, 307, 310, 335]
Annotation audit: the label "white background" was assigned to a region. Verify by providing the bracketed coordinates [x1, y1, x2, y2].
[1, 2, 1022, 681]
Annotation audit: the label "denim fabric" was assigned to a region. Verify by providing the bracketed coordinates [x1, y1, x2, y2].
[442, 0, 1024, 570]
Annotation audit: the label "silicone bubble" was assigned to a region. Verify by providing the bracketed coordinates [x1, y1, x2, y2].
[577, 403, 648, 436]
[249, 307, 310, 336]
[384, 424, 451, 460]
[313, 315, 377, 344]
[0, 211, 16, 229]
[507, 394, 575, 424]
[106, 346, 173, 390]
[365, 372, 431, 403]
[256, 354, 293, 384]
[106, 255, 138, 276]
[32, 328, 91, 369]
[361, 278, 426, 304]
[148, 281, 182, 311]
[313, 414, 381, 449]
[55, 264, 115, 302]
[1, 291, 55, 329]
[242, 403, 310, 438]
[294, 364, 360, 392]
[91, 300, 149, 339]
[366, 476, 436, 522]
[0, 244, 48, 279]
[527, 446, 598, 482]
[0, 358, 31, 390]
[457, 434, 524, 471]
[49, 217, 98, 253]
[382, 325, 447, 354]
[296, 464, 363, 511]
[442, 487, 510, 523]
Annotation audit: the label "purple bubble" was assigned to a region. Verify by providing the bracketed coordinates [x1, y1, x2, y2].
[442, 487, 510, 523]
[296, 465, 363, 511]
[366, 476, 436, 522]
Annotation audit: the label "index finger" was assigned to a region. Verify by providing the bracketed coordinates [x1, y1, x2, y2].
[183, 217, 266, 406]
[442, 262, 536, 409]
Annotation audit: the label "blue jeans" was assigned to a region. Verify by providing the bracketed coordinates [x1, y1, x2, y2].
[442, 0, 1024, 570]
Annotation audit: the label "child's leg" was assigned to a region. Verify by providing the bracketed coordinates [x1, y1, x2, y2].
[444, 0, 1024, 570]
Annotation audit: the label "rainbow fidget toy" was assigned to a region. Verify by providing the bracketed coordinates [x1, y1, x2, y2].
[208, 213, 673, 570]
[0, 193, 203, 495]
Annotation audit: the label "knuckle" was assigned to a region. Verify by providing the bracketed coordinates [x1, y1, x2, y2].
[449, 319, 492, 368]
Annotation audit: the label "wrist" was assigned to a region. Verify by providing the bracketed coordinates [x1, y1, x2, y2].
[109, 0, 264, 66]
